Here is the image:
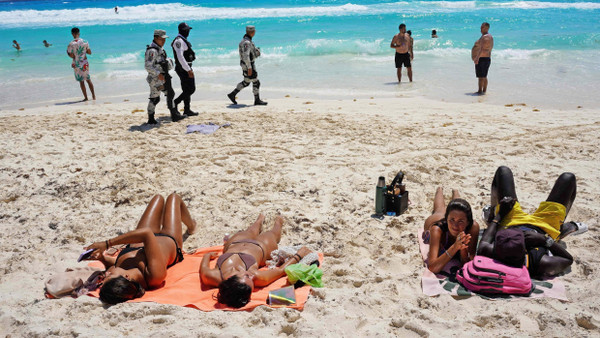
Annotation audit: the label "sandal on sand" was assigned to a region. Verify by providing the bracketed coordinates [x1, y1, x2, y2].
[481, 205, 494, 225]
[559, 221, 589, 240]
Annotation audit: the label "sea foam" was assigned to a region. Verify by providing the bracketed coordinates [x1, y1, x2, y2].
[3, 1, 597, 29]
[103, 52, 141, 64]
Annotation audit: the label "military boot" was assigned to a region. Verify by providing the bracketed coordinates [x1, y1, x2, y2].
[254, 94, 267, 106]
[147, 114, 158, 125]
[170, 108, 186, 122]
[227, 90, 239, 105]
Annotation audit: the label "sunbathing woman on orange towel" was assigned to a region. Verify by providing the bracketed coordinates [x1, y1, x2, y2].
[84, 193, 196, 304]
[199, 214, 312, 308]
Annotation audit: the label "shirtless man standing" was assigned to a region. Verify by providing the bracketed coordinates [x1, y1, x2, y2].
[390, 23, 413, 83]
[472, 22, 493, 94]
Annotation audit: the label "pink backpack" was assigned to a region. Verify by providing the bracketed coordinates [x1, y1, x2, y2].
[456, 255, 533, 295]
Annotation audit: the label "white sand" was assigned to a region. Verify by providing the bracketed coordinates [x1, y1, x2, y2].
[0, 97, 599, 336]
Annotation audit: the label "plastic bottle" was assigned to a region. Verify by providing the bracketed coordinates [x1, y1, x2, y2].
[375, 176, 386, 215]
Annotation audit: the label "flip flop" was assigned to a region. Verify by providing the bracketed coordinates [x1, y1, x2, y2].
[559, 221, 588, 240]
[481, 205, 494, 225]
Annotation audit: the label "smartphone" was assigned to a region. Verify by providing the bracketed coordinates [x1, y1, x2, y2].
[78, 249, 95, 262]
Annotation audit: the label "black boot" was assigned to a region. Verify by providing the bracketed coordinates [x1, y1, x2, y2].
[227, 90, 239, 105]
[147, 114, 158, 125]
[184, 109, 199, 117]
[254, 94, 267, 106]
[170, 108, 186, 122]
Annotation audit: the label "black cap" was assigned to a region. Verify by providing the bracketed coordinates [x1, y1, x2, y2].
[493, 228, 526, 267]
[178, 22, 192, 31]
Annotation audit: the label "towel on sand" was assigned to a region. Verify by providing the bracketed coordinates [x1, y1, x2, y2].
[418, 229, 568, 301]
[88, 245, 323, 311]
[186, 123, 231, 134]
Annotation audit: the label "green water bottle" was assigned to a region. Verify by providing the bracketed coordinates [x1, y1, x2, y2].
[375, 176, 386, 215]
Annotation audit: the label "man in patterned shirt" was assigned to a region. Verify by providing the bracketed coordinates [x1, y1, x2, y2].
[66, 27, 96, 101]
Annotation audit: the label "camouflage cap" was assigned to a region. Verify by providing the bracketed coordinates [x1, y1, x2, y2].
[154, 29, 168, 38]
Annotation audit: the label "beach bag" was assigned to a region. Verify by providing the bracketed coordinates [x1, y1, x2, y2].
[45, 267, 103, 299]
[285, 263, 323, 288]
[456, 256, 533, 295]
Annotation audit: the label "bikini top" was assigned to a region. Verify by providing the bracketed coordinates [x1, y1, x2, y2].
[216, 252, 257, 280]
[217, 252, 256, 270]
[432, 221, 453, 255]
[115, 246, 144, 266]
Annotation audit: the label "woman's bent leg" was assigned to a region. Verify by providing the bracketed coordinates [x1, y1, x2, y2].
[161, 193, 195, 247]
[256, 216, 283, 260]
[136, 195, 165, 233]
[225, 214, 265, 249]
[424, 187, 446, 231]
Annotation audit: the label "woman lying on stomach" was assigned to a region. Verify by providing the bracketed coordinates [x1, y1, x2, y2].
[423, 187, 479, 274]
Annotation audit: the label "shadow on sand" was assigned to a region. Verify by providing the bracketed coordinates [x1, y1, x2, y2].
[226, 103, 251, 109]
[55, 100, 86, 106]
[465, 92, 485, 97]
[128, 115, 185, 132]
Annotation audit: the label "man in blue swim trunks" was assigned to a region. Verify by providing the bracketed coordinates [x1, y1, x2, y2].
[390, 23, 413, 83]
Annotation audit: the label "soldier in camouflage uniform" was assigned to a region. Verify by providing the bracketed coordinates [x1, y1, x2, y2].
[145, 29, 185, 124]
[227, 26, 267, 106]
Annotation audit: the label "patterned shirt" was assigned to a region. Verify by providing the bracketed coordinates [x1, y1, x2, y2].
[67, 38, 90, 70]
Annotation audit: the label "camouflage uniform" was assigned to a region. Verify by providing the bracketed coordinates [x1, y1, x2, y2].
[145, 40, 178, 123]
[227, 26, 267, 105]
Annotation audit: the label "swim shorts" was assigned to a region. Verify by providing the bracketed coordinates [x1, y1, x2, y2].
[395, 52, 411, 68]
[498, 201, 566, 240]
[475, 57, 491, 78]
[526, 246, 548, 278]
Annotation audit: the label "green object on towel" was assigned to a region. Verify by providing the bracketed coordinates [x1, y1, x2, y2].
[285, 263, 323, 288]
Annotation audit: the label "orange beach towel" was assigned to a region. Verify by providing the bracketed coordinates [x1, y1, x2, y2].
[88, 246, 323, 311]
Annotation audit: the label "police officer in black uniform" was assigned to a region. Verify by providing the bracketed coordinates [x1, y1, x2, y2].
[172, 22, 198, 116]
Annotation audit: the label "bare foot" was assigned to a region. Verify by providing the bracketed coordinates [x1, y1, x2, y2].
[186, 219, 197, 235]
[82, 98, 88, 102]
[452, 189, 460, 200]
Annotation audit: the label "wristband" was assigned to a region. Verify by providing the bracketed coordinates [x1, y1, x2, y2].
[294, 254, 302, 262]
[445, 250, 452, 259]
[105, 240, 109, 250]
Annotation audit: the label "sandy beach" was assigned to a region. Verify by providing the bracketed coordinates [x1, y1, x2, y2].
[1, 96, 599, 336]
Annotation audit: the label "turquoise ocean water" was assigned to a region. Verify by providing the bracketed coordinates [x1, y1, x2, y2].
[0, 0, 599, 109]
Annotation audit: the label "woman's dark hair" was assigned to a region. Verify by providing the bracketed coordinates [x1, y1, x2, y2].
[444, 198, 474, 232]
[217, 275, 252, 308]
[99, 276, 145, 304]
